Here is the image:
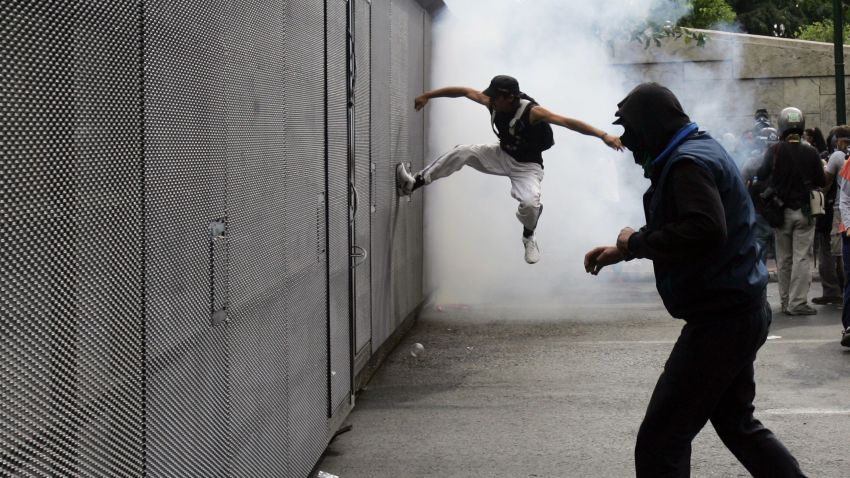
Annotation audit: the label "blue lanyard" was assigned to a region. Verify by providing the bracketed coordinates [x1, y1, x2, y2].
[653, 122, 699, 165]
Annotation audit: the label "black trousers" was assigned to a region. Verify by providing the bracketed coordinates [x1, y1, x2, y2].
[635, 301, 806, 477]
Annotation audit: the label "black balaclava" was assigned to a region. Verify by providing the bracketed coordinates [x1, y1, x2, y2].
[614, 83, 691, 176]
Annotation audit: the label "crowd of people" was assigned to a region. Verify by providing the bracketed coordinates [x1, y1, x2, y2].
[726, 108, 850, 348]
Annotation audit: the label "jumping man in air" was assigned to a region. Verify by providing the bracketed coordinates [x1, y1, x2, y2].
[396, 75, 623, 263]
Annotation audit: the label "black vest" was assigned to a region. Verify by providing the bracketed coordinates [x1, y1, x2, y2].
[491, 99, 554, 166]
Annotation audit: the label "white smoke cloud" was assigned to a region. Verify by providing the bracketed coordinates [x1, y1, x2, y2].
[422, 0, 743, 306]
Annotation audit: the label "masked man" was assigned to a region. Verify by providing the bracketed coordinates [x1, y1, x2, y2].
[584, 83, 806, 477]
[396, 75, 622, 264]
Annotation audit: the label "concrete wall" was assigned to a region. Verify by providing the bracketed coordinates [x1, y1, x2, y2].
[609, 30, 850, 136]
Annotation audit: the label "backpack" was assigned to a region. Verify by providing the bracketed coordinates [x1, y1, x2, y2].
[490, 94, 555, 153]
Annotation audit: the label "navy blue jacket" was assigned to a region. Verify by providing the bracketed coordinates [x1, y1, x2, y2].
[632, 132, 768, 320]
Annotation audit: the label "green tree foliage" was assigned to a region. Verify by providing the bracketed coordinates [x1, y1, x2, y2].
[728, 0, 836, 37]
[728, 1, 801, 36]
[631, 20, 708, 49]
[628, 0, 843, 47]
[627, 0, 716, 49]
[678, 0, 737, 29]
[796, 19, 850, 43]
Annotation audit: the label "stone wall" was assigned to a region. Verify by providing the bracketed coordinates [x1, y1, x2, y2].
[609, 30, 850, 138]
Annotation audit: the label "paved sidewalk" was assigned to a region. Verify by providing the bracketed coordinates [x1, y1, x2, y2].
[316, 282, 849, 478]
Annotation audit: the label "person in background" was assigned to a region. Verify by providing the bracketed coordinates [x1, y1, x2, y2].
[834, 135, 850, 346]
[585, 83, 807, 477]
[803, 127, 827, 158]
[734, 130, 758, 166]
[754, 108, 772, 132]
[756, 108, 826, 315]
[740, 127, 779, 265]
[812, 126, 850, 306]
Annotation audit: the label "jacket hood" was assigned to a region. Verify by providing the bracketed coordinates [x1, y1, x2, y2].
[614, 83, 691, 159]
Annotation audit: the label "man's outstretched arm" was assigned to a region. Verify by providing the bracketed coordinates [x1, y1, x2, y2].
[414, 87, 489, 111]
[584, 246, 625, 275]
[530, 105, 623, 151]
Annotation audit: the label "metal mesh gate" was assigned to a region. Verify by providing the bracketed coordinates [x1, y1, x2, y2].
[2, 0, 432, 476]
[1, 1, 145, 476]
[370, 0, 394, 347]
[327, 0, 352, 415]
[394, 0, 426, 322]
[353, 0, 373, 359]
[282, 1, 330, 476]
[371, 0, 426, 348]
[144, 0, 233, 475]
[224, 0, 291, 475]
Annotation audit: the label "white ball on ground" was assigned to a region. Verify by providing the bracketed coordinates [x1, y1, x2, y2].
[410, 343, 425, 357]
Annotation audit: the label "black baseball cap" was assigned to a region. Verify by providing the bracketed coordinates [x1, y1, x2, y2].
[483, 75, 520, 97]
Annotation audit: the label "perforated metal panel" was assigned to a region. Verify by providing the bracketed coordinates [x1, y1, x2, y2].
[1, 2, 145, 476]
[401, 0, 425, 319]
[145, 0, 234, 475]
[327, 0, 352, 415]
[390, 3, 410, 180]
[353, 0, 373, 358]
[282, 1, 329, 476]
[371, 0, 427, 348]
[224, 0, 291, 475]
[4, 0, 432, 475]
[388, 0, 410, 336]
[370, 0, 394, 348]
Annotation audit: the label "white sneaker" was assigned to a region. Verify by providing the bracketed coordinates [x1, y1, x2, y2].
[396, 163, 415, 196]
[522, 236, 540, 264]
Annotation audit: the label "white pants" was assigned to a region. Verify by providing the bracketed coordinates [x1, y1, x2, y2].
[420, 143, 545, 231]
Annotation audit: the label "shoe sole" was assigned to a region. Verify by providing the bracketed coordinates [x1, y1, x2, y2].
[396, 164, 413, 196]
[395, 164, 407, 196]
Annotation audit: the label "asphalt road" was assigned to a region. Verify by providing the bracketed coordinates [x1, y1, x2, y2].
[316, 281, 850, 477]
